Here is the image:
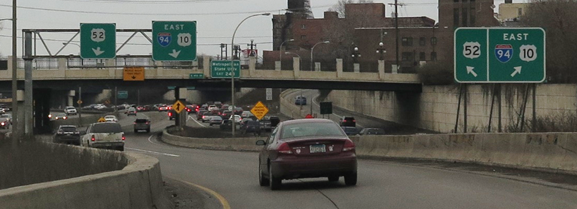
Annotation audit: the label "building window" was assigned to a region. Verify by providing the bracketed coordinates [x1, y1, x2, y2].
[431, 52, 437, 61]
[453, 8, 460, 28]
[518, 8, 523, 16]
[419, 37, 426, 46]
[301, 35, 307, 40]
[301, 24, 306, 29]
[431, 37, 438, 46]
[462, 7, 468, 26]
[420, 52, 426, 61]
[402, 37, 413, 46]
[402, 52, 413, 61]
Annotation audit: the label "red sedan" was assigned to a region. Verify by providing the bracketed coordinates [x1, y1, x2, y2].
[256, 119, 357, 190]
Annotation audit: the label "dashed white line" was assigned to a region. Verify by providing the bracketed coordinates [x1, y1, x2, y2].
[126, 147, 180, 157]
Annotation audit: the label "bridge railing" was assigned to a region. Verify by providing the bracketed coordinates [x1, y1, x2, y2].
[4, 56, 421, 83]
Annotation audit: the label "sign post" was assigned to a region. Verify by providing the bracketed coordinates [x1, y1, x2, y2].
[80, 23, 116, 59]
[454, 27, 546, 83]
[152, 21, 197, 61]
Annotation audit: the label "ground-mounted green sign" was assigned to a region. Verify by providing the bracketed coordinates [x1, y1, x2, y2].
[454, 27, 545, 83]
[211, 60, 240, 78]
[80, 23, 116, 59]
[152, 21, 197, 61]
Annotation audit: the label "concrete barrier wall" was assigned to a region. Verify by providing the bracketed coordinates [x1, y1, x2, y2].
[279, 89, 307, 119]
[0, 144, 172, 209]
[326, 84, 577, 133]
[353, 132, 577, 175]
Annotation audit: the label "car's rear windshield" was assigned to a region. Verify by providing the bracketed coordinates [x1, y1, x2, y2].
[60, 127, 77, 132]
[281, 122, 345, 139]
[344, 117, 355, 120]
[135, 119, 149, 123]
[91, 123, 123, 133]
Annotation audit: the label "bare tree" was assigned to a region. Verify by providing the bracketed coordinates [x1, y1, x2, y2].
[522, 0, 577, 83]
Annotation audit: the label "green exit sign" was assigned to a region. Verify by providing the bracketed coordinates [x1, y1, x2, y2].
[80, 23, 116, 59]
[189, 73, 204, 79]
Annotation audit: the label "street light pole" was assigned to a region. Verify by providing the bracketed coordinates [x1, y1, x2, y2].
[279, 38, 294, 70]
[231, 13, 270, 137]
[310, 41, 329, 72]
[10, 0, 17, 142]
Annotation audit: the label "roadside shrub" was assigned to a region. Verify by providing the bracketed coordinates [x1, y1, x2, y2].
[417, 61, 454, 85]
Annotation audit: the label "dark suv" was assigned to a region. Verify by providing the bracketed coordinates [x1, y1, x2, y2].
[53, 125, 81, 145]
[339, 116, 356, 127]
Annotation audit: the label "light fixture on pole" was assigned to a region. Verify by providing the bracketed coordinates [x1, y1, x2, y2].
[376, 42, 386, 60]
[310, 40, 329, 71]
[351, 46, 361, 63]
[279, 38, 294, 69]
[230, 12, 270, 137]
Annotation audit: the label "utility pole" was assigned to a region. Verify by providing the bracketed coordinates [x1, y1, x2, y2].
[247, 39, 256, 57]
[395, 0, 399, 73]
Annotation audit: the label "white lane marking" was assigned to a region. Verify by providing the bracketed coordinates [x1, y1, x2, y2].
[147, 134, 156, 144]
[188, 115, 206, 127]
[126, 147, 180, 157]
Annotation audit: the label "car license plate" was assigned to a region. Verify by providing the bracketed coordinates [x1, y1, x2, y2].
[310, 144, 326, 153]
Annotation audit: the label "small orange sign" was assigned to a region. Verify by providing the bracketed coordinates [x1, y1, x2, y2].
[123, 67, 145, 81]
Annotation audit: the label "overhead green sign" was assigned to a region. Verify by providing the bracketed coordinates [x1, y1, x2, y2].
[211, 60, 240, 78]
[454, 27, 546, 83]
[80, 23, 116, 59]
[152, 21, 197, 61]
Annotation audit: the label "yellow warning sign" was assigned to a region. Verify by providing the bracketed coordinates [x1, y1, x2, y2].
[172, 100, 186, 114]
[250, 101, 269, 120]
[123, 67, 145, 81]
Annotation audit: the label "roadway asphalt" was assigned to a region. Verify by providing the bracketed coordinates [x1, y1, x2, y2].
[118, 111, 577, 209]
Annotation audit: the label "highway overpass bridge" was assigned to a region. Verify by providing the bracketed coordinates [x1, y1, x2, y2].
[0, 56, 422, 92]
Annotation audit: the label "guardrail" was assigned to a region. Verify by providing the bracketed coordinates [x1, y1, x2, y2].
[0, 143, 173, 209]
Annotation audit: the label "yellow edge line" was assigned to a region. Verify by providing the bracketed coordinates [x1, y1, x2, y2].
[176, 179, 231, 209]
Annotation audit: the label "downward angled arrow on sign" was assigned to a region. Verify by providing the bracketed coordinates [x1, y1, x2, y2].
[92, 47, 104, 56]
[169, 49, 181, 58]
[466, 66, 477, 77]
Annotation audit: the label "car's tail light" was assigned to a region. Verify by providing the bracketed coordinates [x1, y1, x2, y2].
[1, 122, 4, 126]
[278, 142, 292, 154]
[343, 140, 355, 152]
[57, 131, 63, 134]
[91, 135, 95, 141]
[146, 121, 150, 125]
[64, 116, 68, 119]
[134, 122, 136, 124]
[168, 112, 172, 117]
[122, 134, 125, 140]
[353, 120, 356, 122]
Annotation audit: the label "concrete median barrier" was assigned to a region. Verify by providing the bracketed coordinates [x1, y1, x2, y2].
[162, 128, 265, 152]
[353, 133, 577, 175]
[0, 143, 173, 209]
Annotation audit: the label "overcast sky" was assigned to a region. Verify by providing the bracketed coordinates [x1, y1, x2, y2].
[0, 0, 513, 58]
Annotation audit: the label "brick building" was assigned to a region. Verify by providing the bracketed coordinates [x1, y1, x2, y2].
[264, 0, 500, 72]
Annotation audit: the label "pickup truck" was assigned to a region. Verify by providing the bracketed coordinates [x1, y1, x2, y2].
[81, 122, 125, 151]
